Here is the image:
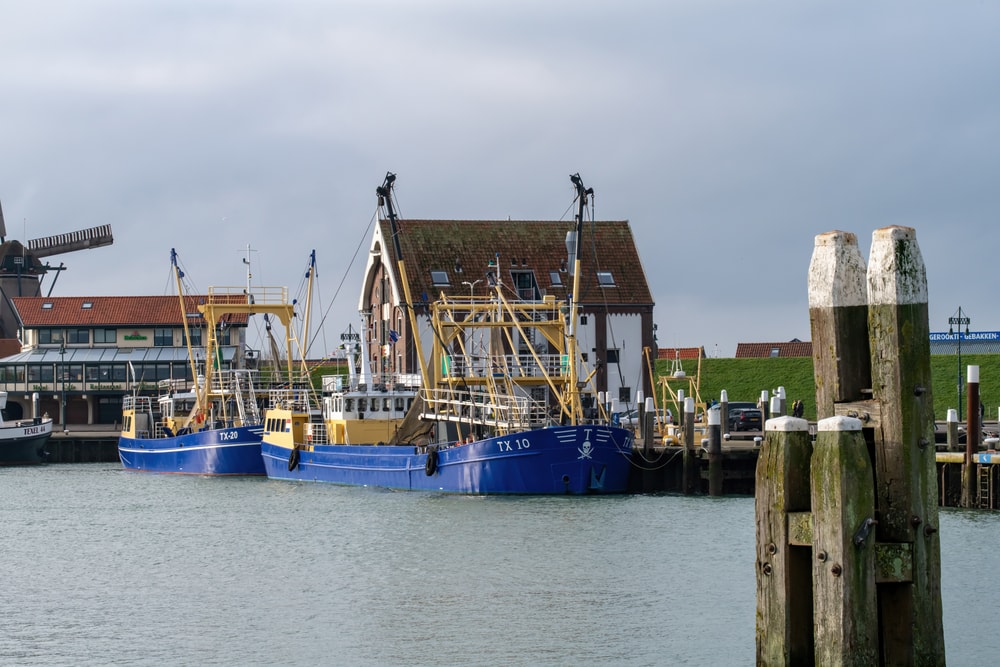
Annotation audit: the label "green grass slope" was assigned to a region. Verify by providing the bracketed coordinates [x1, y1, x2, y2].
[656, 354, 1000, 422]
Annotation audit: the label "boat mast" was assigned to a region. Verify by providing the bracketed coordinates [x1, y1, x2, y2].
[299, 250, 316, 377]
[567, 173, 593, 425]
[171, 248, 202, 409]
[377, 172, 429, 384]
[243, 243, 254, 304]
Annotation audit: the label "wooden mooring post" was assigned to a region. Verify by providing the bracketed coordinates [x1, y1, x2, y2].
[756, 227, 945, 665]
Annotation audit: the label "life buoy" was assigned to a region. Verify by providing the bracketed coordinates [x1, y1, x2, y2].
[424, 446, 438, 476]
[287, 446, 300, 471]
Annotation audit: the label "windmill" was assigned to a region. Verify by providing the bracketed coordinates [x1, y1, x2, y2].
[0, 199, 114, 339]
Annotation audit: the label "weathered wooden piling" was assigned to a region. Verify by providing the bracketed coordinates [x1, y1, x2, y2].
[807, 231, 871, 420]
[682, 396, 699, 494]
[867, 226, 944, 664]
[756, 227, 945, 665]
[811, 415, 877, 665]
[755, 415, 813, 664]
[963, 366, 981, 507]
[946, 409, 960, 452]
[707, 408, 723, 496]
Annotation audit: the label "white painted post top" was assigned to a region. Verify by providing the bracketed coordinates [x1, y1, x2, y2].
[644, 396, 655, 411]
[720, 389, 728, 402]
[968, 365, 980, 383]
[684, 396, 695, 413]
[808, 230, 867, 309]
[708, 408, 720, 426]
[868, 226, 927, 306]
[947, 408, 958, 423]
[817, 415, 864, 432]
[765, 415, 809, 432]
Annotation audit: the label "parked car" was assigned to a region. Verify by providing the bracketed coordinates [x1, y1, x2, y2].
[729, 408, 763, 432]
[620, 407, 673, 427]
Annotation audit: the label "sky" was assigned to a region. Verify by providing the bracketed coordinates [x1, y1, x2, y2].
[1, 1, 998, 358]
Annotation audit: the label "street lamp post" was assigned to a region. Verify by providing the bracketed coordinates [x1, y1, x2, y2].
[59, 342, 66, 428]
[462, 279, 482, 301]
[949, 307, 970, 421]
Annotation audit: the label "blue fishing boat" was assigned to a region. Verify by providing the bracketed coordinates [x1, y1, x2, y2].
[118, 249, 299, 475]
[118, 376, 267, 475]
[260, 173, 633, 493]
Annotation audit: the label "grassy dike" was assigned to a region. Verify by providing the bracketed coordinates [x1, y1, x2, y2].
[655, 353, 1000, 422]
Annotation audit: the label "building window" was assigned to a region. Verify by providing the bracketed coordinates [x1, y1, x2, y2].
[549, 271, 563, 287]
[184, 328, 203, 347]
[82, 302, 93, 309]
[606, 348, 620, 364]
[510, 270, 540, 300]
[430, 270, 450, 286]
[42, 302, 53, 309]
[770, 347, 780, 358]
[87, 364, 125, 383]
[596, 271, 616, 287]
[94, 328, 116, 344]
[154, 328, 173, 346]
[67, 329, 90, 344]
[28, 365, 55, 383]
[38, 329, 65, 345]
[0, 365, 23, 384]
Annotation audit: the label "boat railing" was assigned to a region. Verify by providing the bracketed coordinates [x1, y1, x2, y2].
[206, 284, 289, 305]
[322, 372, 423, 394]
[419, 387, 550, 431]
[268, 387, 313, 412]
[123, 395, 154, 412]
[157, 378, 194, 393]
[306, 421, 329, 445]
[444, 353, 566, 379]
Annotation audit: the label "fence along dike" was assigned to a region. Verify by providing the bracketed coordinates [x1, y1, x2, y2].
[755, 227, 945, 665]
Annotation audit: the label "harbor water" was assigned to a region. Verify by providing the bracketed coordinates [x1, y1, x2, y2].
[2, 464, 997, 666]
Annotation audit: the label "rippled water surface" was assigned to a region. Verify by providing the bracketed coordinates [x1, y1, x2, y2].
[1, 464, 996, 665]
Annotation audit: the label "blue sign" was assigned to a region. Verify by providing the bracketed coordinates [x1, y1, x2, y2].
[929, 331, 1000, 342]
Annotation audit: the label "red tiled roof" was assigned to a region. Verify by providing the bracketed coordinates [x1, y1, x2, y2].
[379, 219, 653, 306]
[11, 295, 251, 327]
[735, 340, 813, 358]
[658, 347, 705, 360]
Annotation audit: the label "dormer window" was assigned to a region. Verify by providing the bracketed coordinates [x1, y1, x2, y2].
[596, 271, 616, 287]
[430, 270, 450, 287]
[510, 270, 540, 300]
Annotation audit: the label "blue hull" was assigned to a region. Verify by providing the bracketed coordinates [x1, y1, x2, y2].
[118, 426, 265, 475]
[262, 424, 633, 494]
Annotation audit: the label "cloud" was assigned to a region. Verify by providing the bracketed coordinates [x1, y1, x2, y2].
[1, 1, 999, 359]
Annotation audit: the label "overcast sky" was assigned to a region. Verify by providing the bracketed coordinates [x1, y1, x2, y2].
[2, 1, 998, 358]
